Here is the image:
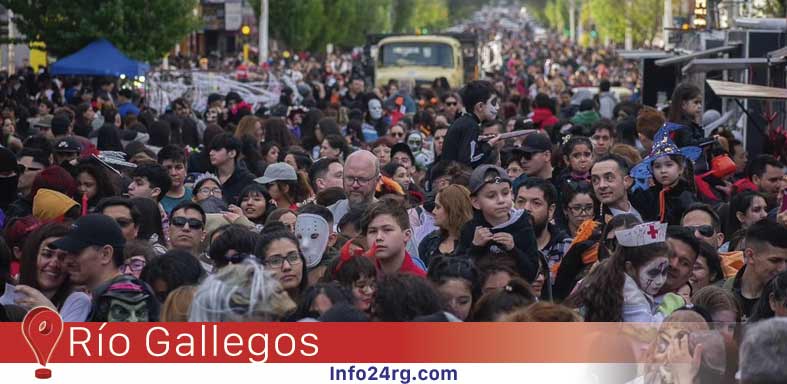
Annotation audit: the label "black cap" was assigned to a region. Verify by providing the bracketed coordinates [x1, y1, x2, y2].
[51, 114, 71, 135]
[520, 133, 552, 153]
[468, 164, 511, 195]
[579, 98, 595, 111]
[50, 214, 125, 253]
[54, 137, 81, 153]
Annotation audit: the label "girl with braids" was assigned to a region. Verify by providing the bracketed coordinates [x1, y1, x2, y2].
[570, 222, 671, 322]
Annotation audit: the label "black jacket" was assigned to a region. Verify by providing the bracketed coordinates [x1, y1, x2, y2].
[418, 230, 457, 268]
[221, 164, 255, 206]
[4, 196, 32, 220]
[456, 209, 539, 282]
[630, 179, 696, 225]
[441, 112, 494, 168]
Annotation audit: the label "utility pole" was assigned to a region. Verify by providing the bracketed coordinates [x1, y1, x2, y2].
[569, 0, 576, 42]
[663, 0, 672, 49]
[259, 0, 268, 65]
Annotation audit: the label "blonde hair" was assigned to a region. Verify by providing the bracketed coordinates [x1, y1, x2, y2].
[188, 260, 296, 322]
[436, 184, 473, 236]
[234, 115, 262, 139]
[161, 285, 197, 322]
[610, 143, 643, 165]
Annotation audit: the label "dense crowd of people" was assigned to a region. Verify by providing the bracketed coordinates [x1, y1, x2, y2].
[0, 8, 786, 383]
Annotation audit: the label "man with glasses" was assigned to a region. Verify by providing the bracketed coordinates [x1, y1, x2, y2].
[440, 93, 461, 123]
[8, 148, 49, 217]
[168, 202, 206, 256]
[519, 133, 554, 181]
[327, 150, 380, 226]
[97, 197, 141, 242]
[680, 203, 725, 249]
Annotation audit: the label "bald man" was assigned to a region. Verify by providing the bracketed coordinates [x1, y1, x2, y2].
[328, 150, 380, 224]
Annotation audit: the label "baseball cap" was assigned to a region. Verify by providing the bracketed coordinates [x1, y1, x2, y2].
[468, 165, 511, 195]
[50, 214, 126, 253]
[520, 133, 552, 153]
[54, 137, 81, 153]
[254, 163, 298, 185]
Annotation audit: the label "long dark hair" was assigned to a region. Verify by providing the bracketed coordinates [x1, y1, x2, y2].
[726, 190, 766, 239]
[237, 184, 274, 224]
[264, 118, 296, 149]
[19, 223, 72, 310]
[254, 228, 309, 297]
[667, 83, 701, 124]
[76, 161, 119, 208]
[131, 197, 165, 243]
[750, 271, 787, 322]
[574, 241, 670, 322]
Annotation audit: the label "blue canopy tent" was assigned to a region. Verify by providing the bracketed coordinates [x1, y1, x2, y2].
[50, 38, 149, 77]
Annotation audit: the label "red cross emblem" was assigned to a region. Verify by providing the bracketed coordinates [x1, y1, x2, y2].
[647, 224, 659, 239]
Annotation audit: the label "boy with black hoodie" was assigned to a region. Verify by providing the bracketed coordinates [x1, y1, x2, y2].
[442, 80, 502, 168]
[456, 165, 540, 282]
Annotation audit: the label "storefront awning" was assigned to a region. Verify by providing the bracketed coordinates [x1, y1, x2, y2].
[682, 57, 785, 74]
[706, 79, 787, 100]
[654, 44, 741, 67]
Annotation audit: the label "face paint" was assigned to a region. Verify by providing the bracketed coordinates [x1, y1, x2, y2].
[295, 213, 329, 269]
[368, 99, 383, 120]
[486, 98, 499, 119]
[407, 133, 423, 154]
[637, 257, 669, 296]
[107, 299, 150, 322]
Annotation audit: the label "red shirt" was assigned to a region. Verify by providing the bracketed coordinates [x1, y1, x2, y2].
[375, 252, 426, 277]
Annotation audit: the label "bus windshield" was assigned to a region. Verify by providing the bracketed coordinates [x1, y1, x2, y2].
[380, 42, 454, 68]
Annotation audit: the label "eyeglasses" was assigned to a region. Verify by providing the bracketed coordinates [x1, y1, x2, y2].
[198, 187, 222, 197]
[445, 102, 457, 106]
[171, 216, 204, 230]
[391, 132, 404, 138]
[344, 174, 378, 186]
[686, 225, 715, 238]
[120, 259, 147, 274]
[17, 164, 43, 174]
[568, 204, 594, 215]
[115, 218, 135, 228]
[264, 252, 302, 269]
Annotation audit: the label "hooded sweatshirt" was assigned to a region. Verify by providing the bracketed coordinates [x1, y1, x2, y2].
[33, 188, 79, 221]
[456, 208, 540, 282]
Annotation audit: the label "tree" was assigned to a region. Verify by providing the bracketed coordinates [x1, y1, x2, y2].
[587, 0, 662, 45]
[0, 0, 200, 62]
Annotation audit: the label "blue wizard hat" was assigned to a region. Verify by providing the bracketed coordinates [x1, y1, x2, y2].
[630, 123, 702, 190]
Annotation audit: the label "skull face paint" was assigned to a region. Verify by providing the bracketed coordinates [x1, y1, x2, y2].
[637, 257, 669, 296]
[108, 299, 150, 322]
[368, 99, 383, 120]
[407, 132, 423, 154]
[295, 213, 329, 269]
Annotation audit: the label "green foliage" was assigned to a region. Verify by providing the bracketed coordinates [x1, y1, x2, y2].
[587, 0, 662, 45]
[756, 0, 786, 17]
[251, 0, 487, 52]
[0, 0, 201, 62]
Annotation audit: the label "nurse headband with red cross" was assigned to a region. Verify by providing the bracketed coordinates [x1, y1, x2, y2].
[614, 221, 667, 247]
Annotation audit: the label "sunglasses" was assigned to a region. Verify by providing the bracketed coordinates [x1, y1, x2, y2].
[391, 132, 404, 138]
[115, 218, 135, 228]
[445, 102, 457, 106]
[171, 216, 204, 230]
[686, 225, 715, 237]
[17, 164, 43, 174]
